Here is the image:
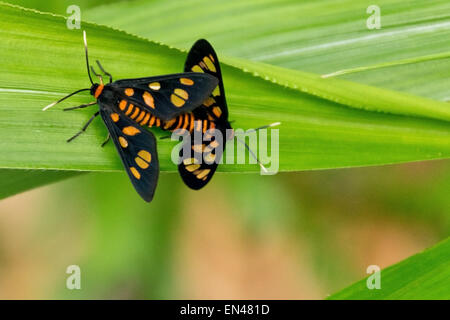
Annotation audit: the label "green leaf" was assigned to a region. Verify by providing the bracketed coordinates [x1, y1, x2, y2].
[84, 0, 450, 100]
[328, 237, 450, 299]
[0, 3, 449, 197]
[9, 0, 122, 14]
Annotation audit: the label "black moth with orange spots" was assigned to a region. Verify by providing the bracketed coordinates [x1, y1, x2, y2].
[44, 32, 232, 202]
[178, 39, 233, 190]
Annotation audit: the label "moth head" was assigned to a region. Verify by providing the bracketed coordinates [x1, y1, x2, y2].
[90, 83, 104, 99]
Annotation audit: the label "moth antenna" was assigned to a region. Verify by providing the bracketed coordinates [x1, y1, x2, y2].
[42, 88, 90, 111]
[90, 66, 103, 85]
[232, 122, 279, 172]
[96, 60, 113, 83]
[235, 136, 268, 173]
[84, 30, 94, 85]
[43, 31, 96, 111]
[245, 122, 281, 134]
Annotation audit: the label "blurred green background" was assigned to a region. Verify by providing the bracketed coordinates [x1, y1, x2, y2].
[0, 0, 449, 299]
[0, 160, 448, 299]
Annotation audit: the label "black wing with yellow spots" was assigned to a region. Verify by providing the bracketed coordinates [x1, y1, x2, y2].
[99, 101, 159, 202]
[177, 123, 227, 190]
[184, 39, 228, 122]
[177, 39, 231, 190]
[110, 72, 218, 121]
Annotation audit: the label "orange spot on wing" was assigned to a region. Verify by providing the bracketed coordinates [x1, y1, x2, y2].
[212, 86, 220, 96]
[138, 150, 151, 162]
[191, 65, 204, 73]
[130, 167, 141, 179]
[180, 78, 194, 85]
[119, 136, 128, 148]
[212, 106, 222, 118]
[210, 140, 219, 148]
[122, 126, 140, 136]
[186, 164, 200, 172]
[110, 113, 119, 122]
[143, 92, 155, 108]
[171, 94, 185, 107]
[119, 100, 127, 111]
[203, 56, 216, 72]
[174, 88, 189, 100]
[183, 158, 199, 165]
[135, 157, 149, 169]
[196, 169, 211, 179]
[148, 82, 161, 90]
[125, 88, 134, 96]
[204, 153, 216, 163]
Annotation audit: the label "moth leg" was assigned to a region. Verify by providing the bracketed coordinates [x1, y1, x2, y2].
[63, 101, 97, 111]
[96, 60, 113, 83]
[67, 111, 100, 143]
[101, 133, 111, 147]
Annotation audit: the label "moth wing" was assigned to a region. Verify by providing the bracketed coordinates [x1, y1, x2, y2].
[184, 39, 228, 122]
[99, 102, 159, 202]
[178, 125, 226, 190]
[111, 72, 218, 121]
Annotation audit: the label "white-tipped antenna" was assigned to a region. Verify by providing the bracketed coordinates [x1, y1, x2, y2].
[244, 122, 281, 134]
[83, 31, 94, 85]
[43, 31, 93, 111]
[42, 101, 57, 111]
[233, 122, 280, 173]
[235, 136, 268, 173]
[83, 29, 87, 46]
[42, 88, 90, 111]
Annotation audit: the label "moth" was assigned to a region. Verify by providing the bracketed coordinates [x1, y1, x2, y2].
[45, 32, 274, 202]
[176, 38, 234, 190]
[173, 39, 275, 188]
[44, 32, 218, 202]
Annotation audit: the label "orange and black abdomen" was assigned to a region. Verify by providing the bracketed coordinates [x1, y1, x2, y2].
[161, 112, 216, 134]
[116, 96, 216, 134]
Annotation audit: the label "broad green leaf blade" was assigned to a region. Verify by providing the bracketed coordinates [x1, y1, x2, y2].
[10, 0, 122, 14]
[83, 0, 450, 121]
[0, 3, 449, 179]
[328, 237, 450, 299]
[223, 56, 450, 123]
[84, 0, 450, 100]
